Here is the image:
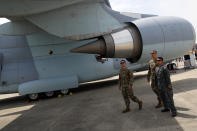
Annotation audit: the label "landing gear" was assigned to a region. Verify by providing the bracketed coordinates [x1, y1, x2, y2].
[60, 89, 69, 95]
[27, 89, 69, 101]
[27, 93, 39, 101]
[44, 91, 54, 97]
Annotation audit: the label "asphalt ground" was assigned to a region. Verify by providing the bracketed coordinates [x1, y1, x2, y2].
[1, 68, 197, 131]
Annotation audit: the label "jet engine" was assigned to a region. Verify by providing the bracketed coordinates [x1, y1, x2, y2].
[71, 16, 196, 63]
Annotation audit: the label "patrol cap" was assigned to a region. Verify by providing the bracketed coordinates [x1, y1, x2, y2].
[120, 60, 126, 64]
[157, 57, 163, 61]
[151, 50, 157, 54]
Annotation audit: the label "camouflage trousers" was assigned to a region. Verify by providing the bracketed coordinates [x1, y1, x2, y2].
[159, 88, 177, 113]
[151, 79, 162, 102]
[121, 86, 140, 106]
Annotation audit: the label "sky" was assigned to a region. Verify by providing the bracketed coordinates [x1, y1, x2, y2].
[0, 0, 196, 38]
[109, 0, 197, 38]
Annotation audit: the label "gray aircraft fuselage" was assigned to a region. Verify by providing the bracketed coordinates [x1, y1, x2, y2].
[0, 19, 195, 95]
[0, 33, 128, 94]
[0, 1, 195, 97]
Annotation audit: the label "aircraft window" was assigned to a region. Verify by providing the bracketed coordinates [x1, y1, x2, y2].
[48, 50, 53, 55]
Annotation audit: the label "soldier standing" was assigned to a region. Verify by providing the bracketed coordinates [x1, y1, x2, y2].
[155, 57, 177, 117]
[119, 60, 142, 113]
[147, 50, 162, 108]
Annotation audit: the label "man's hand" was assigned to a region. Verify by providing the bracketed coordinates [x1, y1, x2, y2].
[168, 85, 172, 89]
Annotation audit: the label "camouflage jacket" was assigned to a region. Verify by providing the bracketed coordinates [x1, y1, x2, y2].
[147, 59, 157, 82]
[155, 65, 172, 90]
[119, 67, 134, 87]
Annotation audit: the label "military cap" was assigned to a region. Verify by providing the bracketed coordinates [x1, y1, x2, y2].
[120, 60, 126, 64]
[151, 50, 157, 54]
[157, 57, 163, 61]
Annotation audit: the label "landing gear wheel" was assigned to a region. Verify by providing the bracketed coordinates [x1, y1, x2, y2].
[28, 93, 39, 101]
[60, 89, 69, 95]
[44, 91, 54, 97]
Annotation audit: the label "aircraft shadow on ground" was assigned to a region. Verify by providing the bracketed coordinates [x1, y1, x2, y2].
[72, 68, 195, 94]
[1, 74, 197, 130]
[0, 69, 196, 110]
[0, 96, 29, 111]
[172, 78, 197, 94]
[72, 72, 148, 93]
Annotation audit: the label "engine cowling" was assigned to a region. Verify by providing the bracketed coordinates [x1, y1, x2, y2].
[70, 25, 142, 61]
[71, 16, 196, 63]
[132, 16, 195, 63]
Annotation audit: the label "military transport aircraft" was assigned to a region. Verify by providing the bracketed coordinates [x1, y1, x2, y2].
[0, 0, 196, 100]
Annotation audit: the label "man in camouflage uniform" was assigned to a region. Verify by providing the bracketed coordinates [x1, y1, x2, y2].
[147, 50, 162, 108]
[119, 60, 143, 113]
[155, 57, 177, 117]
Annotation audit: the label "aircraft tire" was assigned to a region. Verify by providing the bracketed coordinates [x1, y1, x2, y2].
[28, 93, 39, 101]
[44, 91, 54, 97]
[60, 89, 69, 95]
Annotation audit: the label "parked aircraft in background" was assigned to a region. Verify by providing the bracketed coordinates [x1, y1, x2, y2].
[0, 0, 195, 100]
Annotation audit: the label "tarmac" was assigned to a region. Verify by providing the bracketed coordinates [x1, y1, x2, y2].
[1, 67, 197, 131]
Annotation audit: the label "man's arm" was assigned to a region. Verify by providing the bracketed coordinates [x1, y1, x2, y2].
[129, 69, 134, 87]
[147, 67, 151, 82]
[163, 67, 172, 88]
[118, 74, 121, 90]
[154, 74, 158, 88]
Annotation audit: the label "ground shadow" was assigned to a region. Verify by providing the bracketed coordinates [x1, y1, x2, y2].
[172, 78, 197, 94]
[1, 69, 197, 131]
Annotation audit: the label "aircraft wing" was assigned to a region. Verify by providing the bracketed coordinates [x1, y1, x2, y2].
[0, 0, 111, 17]
[0, 0, 154, 40]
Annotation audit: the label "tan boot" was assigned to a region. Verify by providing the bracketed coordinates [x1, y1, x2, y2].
[155, 100, 163, 108]
[138, 101, 143, 110]
[122, 105, 130, 113]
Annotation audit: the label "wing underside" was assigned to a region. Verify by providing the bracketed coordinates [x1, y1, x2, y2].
[0, 0, 156, 40]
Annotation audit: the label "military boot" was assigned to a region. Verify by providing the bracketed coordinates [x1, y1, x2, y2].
[122, 105, 130, 113]
[172, 112, 177, 117]
[155, 98, 163, 108]
[138, 101, 143, 110]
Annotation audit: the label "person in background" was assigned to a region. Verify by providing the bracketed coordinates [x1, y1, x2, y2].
[155, 57, 177, 117]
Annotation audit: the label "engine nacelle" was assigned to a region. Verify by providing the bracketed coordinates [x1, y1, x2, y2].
[71, 16, 196, 62]
[132, 16, 196, 63]
[71, 26, 142, 60]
